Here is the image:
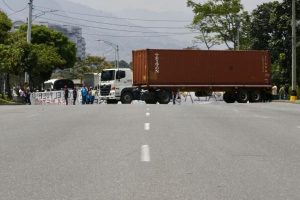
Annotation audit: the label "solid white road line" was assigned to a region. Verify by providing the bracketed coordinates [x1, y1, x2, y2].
[146, 112, 150, 117]
[144, 123, 150, 131]
[141, 145, 150, 162]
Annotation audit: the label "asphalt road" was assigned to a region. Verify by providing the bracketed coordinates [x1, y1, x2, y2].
[0, 102, 300, 200]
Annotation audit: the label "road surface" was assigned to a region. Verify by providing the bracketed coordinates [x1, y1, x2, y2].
[0, 102, 300, 199]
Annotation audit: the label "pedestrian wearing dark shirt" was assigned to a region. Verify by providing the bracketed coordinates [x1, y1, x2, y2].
[64, 85, 69, 105]
[25, 87, 31, 105]
[73, 88, 77, 105]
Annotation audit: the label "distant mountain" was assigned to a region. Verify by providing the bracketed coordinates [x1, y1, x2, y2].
[0, 0, 196, 62]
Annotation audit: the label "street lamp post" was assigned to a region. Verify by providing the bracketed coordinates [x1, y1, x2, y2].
[25, 0, 58, 84]
[97, 40, 119, 71]
[291, 0, 297, 100]
[236, 16, 240, 51]
[25, 0, 33, 84]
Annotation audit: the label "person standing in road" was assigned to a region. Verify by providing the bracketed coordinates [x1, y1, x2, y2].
[90, 87, 95, 104]
[81, 84, 88, 104]
[284, 84, 289, 100]
[279, 85, 285, 100]
[19, 87, 26, 104]
[86, 87, 91, 104]
[172, 91, 177, 105]
[64, 85, 69, 105]
[73, 87, 77, 105]
[25, 87, 31, 105]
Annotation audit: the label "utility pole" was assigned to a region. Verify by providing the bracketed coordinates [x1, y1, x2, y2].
[237, 24, 240, 50]
[25, 0, 33, 83]
[291, 0, 297, 99]
[116, 45, 119, 70]
[236, 16, 240, 50]
[97, 40, 120, 70]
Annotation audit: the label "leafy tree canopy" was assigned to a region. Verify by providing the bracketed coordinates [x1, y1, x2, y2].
[53, 56, 113, 79]
[250, 0, 300, 86]
[19, 25, 77, 69]
[187, 0, 251, 50]
[0, 11, 12, 44]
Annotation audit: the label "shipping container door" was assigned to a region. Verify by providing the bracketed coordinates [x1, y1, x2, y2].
[211, 51, 269, 85]
[133, 50, 148, 86]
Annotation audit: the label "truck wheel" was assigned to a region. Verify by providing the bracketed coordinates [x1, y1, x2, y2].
[223, 92, 236, 103]
[121, 92, 133, 104]
[237, 90, 249, 103]
[157, 90, 171, 104]
[145, 99, 158, 104]
[107, 100, 118, 104]
[249, 91, 261, 102]
[144, 92, 157, 104]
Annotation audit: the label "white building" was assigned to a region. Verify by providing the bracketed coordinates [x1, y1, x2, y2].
[43, 23, 86, 60]
[12, 21, 86, 60]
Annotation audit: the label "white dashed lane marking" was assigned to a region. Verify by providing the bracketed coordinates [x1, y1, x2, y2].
[146, 112, 150, 117]
[141, 145, 150, 162]
[144, 123, 150, 131]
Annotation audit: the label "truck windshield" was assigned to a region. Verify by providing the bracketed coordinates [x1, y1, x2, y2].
[101, 70, 115, 81]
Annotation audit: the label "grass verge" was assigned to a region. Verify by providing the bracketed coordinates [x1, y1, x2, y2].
[0, 98, 19, 105]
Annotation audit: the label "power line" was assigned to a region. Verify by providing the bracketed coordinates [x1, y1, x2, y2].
[1, 0, 28, 16]
[8, 6, 28, 16]
[82, 32, 195, 38]
[102, 47, 115, 56]
[34, 5, 191, 23]
[38, 16, 194, 35]
[34, 8, 189, 30]
[1, 0, 15, 11]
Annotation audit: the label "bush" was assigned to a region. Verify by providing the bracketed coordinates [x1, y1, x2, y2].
[291, 90, 297, 96]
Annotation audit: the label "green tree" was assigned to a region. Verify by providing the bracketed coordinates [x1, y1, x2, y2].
[119, 60, 130, 68]
[0, 11, 12, 44]
[0, 11, 15, 97]
[19, 25, 77, 69]
[250, 0, 300, 86]
[29, 44, 65, 89]
[58, 56, 113, 80]
[190, 23, 220, 50]
[12, 25, 77, 89]
[0, 44, 24, 97]
[187, 0, 251, 50]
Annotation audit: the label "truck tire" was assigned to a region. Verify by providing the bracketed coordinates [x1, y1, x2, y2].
[107, 99, 118, 104]
[249, 91, 261, 102]
[157, 90, 171, 104]
[144, 91, 157, 104]
[223, 92, 236, 103]
[121, 92, 133, 104]
[145, 99, 158, 104]
[237, 90, 249, 103]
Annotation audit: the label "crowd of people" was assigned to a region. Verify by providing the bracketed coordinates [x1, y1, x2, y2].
[18, 86, 31, 105]
[16, 83, 296, 105]
[63, 84, 97, 105]
[278, 84, 290, 100]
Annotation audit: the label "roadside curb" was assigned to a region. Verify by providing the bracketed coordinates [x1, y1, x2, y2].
[273, 100, 300, 104]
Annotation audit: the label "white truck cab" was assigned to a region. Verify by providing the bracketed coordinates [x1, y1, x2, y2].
[100, 68, 133, 104]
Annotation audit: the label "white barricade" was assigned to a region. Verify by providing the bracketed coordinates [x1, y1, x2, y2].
[31, 90, 101, 105]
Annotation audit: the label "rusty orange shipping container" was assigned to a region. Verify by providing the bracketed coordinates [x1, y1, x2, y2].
[133, 49, 271, 88]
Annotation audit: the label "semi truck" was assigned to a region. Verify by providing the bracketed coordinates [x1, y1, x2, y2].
[99, 49, 272, 104]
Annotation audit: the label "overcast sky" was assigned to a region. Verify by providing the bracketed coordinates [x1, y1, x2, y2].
[67, 0, 281, 13]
